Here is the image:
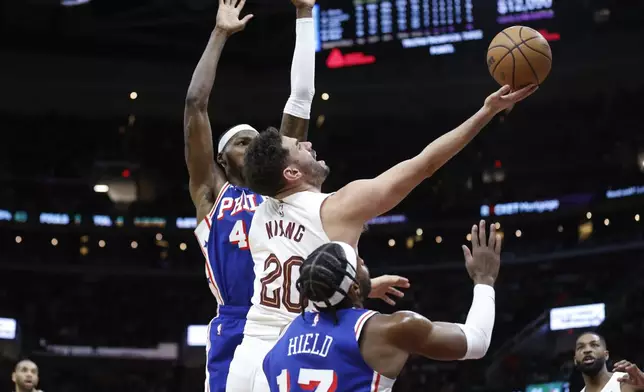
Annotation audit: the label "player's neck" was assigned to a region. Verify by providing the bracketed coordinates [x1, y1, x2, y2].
[583, 368, 612, 389]
[227, 175, 246, 189]
[274, 182, 320, 200]
[15, 386, 32, 392]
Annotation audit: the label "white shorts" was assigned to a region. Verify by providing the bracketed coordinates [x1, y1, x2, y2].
[226, 335, 275, 392]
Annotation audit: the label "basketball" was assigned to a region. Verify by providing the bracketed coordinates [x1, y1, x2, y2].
[486, 26, 552, 89]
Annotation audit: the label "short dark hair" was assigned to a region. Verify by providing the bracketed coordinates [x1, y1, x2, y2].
[243, 127, 289, 196]
[296, 243, 358, 322]
[14, 358, 36, 372]
[577, 331, 607, 348]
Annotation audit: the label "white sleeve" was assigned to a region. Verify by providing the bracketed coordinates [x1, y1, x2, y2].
[283, 18, 316, 120]
[456, 284, 495, 360]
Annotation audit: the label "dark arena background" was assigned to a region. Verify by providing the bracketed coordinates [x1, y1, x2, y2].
[1, 0, 644, 391]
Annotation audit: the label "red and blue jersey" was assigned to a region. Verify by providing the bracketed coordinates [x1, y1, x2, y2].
[263, 309, 396, 392]
[194, 182, 264, 308]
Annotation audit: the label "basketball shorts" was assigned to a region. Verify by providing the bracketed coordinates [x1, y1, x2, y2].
[206, 306, 250, 392]
[225, 335, 275, 392]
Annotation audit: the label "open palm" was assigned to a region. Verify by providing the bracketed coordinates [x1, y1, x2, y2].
[484, 84, 538, 114]
[216, 0, 253, 35]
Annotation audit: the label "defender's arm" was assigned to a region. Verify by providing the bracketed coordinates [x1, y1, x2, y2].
[185, 0, 253, 223]
[280, 5, 316, 141]
[184, 29, 228, 224]
[383, 284, 495, 361]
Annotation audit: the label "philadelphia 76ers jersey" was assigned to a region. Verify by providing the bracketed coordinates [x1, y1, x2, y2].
[262, 309, 396, 392]
[194, 182, 264, 307]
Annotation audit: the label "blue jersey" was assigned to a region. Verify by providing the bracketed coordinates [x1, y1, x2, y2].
[263, 309, 396, 392]
[194, 182, 264, 308]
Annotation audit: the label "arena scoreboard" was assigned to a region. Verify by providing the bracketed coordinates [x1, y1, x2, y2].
[313, 0, 557, 59]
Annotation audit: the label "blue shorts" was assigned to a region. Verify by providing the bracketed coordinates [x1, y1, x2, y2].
[206, 305, 249, 392]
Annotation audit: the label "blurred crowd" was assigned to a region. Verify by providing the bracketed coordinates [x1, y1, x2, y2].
[2, 230, 643, 391]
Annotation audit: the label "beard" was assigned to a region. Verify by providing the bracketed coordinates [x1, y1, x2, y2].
[357, 273, 372, 303]
[575, 356, 606, 377]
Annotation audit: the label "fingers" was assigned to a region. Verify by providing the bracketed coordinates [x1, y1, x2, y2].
[393, 276, 410, 288]
[381, 295, 396, 306]
[478, 220, 486, 248]
[494, 233, 502, 254]
[617, 376, 629, 384]
[387, 287, 405, 298]
[462, 244, 472, 261]
[614, 360, 630, 370]
[240, 14, 254, 25]
[504, 84, 538, 102]
[237, 0, 246, 9]
[488, 223, 496, 248]
[496, 85, 511, 97]
[471, 224, 479, 248]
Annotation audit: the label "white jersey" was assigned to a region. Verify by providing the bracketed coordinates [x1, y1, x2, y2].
[580, 372, 627, 392]
[245, 191, 333, 340]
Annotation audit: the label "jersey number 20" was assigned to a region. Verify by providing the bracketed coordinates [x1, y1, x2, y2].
[277, 369, 338, 392]
[260, 254, 307, 313]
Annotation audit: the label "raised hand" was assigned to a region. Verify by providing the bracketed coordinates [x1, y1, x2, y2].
[615, 360, 644, 388]
[369, 275, 410, 306]
[215, 0, 254, 36]
[291, 0, 316, 8]
[484, 84, 538, 114]
[462, 220, 502, 286]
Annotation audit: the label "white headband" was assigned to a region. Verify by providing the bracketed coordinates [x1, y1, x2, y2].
[312, 241, 358, 309]
[217, 124, 258, 154]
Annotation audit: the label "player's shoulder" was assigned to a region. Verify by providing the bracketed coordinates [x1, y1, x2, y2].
[366, 311, 428, 334]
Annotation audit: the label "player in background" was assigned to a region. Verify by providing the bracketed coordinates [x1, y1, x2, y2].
[11, 359, 41, 392]
[575, 332, 643, 392]
[185, 1, 406, 391]
[262, 221, 501, 392]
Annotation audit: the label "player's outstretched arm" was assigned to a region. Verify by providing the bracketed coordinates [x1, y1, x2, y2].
[184, 0, 253, 223]
[381, 221, 501, 361]
[279, 0, 317, 142]
[322, 85, 537, 240]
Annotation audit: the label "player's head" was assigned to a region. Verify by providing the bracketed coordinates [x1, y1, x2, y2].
[243, 127, 329, 197]
[12, 359, 39, 392]
[574, 332, 609, 377]
[297, 242, 371, 319]
[216, 124, 259, 182]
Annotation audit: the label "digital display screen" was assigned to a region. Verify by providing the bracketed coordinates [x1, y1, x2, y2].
[314, 0, 557, 57]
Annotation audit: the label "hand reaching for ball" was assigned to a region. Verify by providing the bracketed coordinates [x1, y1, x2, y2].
[484, 84, 538, 114]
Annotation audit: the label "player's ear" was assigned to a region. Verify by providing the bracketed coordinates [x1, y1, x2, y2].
[11, 372, 16, 383]
[283, 166, 301, 182]
[347, 281, 361, 304]
[604, 350, 610, 360]
[216, 152, 226, 167]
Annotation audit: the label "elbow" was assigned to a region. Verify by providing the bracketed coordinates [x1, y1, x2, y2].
[291, 85, 315, 102]
[185, 94, 208, 112]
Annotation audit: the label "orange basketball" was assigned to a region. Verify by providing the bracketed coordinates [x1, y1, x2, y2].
[486, 26, 552, 89]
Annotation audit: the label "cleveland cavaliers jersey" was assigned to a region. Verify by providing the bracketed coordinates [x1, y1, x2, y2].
[263, 309, 396, 392]
[580, 372, 627, 392]
[194, 182, 264, 308]
[245, 191, 333, 338]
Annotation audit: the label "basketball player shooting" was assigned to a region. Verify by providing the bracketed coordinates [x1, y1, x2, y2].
[233, 83, 534, 392]
[574, 332, 644, 392]
[184, 1, 406, 391]
[262, 221, 501, 391]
